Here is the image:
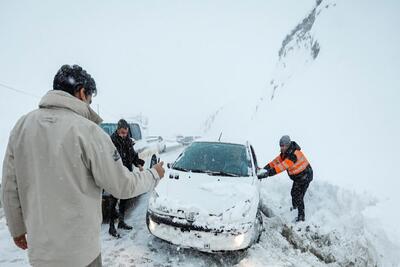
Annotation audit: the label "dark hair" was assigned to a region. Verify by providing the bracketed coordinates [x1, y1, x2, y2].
[117, 119, 129, 130]
[53, 64, 97, 97]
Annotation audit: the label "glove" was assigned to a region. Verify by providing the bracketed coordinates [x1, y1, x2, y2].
[257, 169, 269, 179]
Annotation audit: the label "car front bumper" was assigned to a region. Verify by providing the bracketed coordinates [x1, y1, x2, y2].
[146, 211, 256, 252]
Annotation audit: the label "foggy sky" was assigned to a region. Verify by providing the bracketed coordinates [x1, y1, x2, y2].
[1, 0, 314, 137]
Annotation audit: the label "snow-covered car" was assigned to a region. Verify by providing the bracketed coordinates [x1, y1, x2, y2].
[146, 136, 167, 153]
[176, 135, 184, 143]
[180, 136, 194, 146]
[146, 140, 263, 252]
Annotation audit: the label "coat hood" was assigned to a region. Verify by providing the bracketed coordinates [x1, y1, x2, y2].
[290, 141, 301, 151]
[281, 141, 301, 159]
[39, 90, 102, 124]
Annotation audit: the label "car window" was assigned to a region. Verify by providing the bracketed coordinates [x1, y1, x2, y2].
[100, 123, 118, 136]
[173, 142, 252, 177]
[129, 123, 142, 140]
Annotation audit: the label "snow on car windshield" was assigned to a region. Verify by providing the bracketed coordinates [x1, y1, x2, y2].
[173, 142, 251, 177]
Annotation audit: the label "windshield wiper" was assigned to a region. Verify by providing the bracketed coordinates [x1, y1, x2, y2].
[172, 168, 240, 177]
[205, 171, 240, 177]
[189, 169, 207, 173]
[172, 166, 190, 172]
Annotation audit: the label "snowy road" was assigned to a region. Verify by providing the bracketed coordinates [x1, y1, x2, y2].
[1, 146, 399, 266]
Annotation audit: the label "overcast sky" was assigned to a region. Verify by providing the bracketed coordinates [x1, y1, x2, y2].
[0, 0, 316, 137]
[1, 0, 399, 190]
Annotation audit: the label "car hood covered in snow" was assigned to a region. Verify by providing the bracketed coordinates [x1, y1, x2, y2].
[148, 170, 259, 227]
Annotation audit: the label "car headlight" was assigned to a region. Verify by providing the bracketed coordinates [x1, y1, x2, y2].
[234, 234, 245, 247]
[186, 211, 196, 222]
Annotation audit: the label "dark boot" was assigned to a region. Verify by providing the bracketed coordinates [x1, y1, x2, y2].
[118, 220, 133, 230]
[296, 214, 305, 222]
[109, 223, 120, 238]
[117, 199, 132, 230]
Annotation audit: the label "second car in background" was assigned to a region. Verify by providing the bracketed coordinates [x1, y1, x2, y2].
[146, 136, 167, 153]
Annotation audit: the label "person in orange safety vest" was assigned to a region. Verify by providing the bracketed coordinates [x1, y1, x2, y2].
[258, 135, 313, 222]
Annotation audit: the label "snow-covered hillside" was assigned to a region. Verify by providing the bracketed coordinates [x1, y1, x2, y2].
[202, 0, 400, 264]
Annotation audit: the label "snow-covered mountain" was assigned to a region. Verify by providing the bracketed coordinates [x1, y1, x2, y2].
[266, 0, 333, 101]
[1, 0, 399, 266]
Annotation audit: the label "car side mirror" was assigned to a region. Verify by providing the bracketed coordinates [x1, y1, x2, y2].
[167, 163, 172, 169]
[257, 169, 268, 179]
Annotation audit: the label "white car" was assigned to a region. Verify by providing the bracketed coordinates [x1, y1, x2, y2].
[146, 136, 167, 153]
[146, 140, 263, 252]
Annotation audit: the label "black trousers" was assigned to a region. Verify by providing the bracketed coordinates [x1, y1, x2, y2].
[108, 195, 129, 224]
[290, 170, 313, 217]
[108, 166, 133, 224]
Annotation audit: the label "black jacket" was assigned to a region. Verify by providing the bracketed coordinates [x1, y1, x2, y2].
[111, 131, 145, 171]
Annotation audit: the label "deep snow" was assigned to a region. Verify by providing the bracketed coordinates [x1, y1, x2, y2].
[1, 146, 398, 266]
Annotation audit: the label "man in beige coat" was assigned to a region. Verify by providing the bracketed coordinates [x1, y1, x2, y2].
[1, 64, 165, 267]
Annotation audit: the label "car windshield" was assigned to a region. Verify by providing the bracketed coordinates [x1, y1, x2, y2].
[100, 123, 117, 136]
[173, 142, 252, 177]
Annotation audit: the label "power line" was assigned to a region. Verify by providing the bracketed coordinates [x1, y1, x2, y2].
[0, 80, 123, 121]
[0, 81, 40, 99]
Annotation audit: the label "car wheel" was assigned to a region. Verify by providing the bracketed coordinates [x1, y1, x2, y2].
[150, 155, 158, 168]
[145, 211, 151, 232]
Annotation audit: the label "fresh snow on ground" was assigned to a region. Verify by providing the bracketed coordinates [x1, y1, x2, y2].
[1, 146, 399, 266]
[1, 0, 399, 266]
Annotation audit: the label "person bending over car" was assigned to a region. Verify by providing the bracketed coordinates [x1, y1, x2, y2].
[259, 135, 313, 222]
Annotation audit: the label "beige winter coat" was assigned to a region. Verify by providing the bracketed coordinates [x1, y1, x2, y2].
[1, 90, 160, 266]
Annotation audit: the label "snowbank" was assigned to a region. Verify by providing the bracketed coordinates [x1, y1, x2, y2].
[256, 177, 400, 266]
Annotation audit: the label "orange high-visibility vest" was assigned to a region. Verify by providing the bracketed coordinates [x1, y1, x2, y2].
[268, 150, 309, 175]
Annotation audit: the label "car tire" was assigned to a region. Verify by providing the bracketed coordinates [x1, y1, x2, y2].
[145, 211, 151, 232]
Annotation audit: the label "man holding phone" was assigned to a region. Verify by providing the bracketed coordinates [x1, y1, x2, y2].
[2, 64, 165, 267]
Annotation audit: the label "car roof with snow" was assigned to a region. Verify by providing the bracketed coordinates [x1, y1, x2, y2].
[192, 137, 250, 147]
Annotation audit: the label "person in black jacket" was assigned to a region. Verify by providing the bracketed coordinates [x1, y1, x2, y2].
[259, 135, 313, 222]
[107, 119, 145, 237]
